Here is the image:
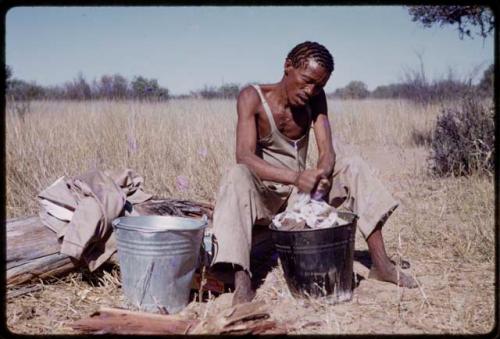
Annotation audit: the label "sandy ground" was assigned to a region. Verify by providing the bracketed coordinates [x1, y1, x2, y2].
[6, 145, 496, 335]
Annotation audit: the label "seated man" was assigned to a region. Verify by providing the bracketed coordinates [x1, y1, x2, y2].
[210, 41, 417, 305]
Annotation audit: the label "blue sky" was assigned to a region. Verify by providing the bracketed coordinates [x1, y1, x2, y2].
[6, 6, 495, 95]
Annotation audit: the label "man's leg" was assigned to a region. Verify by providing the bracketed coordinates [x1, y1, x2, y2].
[366, 221, 417, 287]
[233, 267, 255, 305]
[328, 154, 417, 288]
[210, 164, 287, 304]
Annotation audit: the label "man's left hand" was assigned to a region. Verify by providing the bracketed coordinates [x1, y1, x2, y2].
[312, 177, 331, 200]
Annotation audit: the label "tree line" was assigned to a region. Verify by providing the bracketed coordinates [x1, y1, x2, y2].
[6, 67, 170, 101]
[6, 62, 493, 103]
[5, 66, 242, 101]
[330, 64, 493, 103]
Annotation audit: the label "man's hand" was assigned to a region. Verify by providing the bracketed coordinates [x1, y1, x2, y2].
[313, 177, 331, 200]
[294, 168, 330, 194]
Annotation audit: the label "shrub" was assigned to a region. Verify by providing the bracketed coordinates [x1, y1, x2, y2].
[430, 97, 494, 176]
[332, 80, 369, 99]
[477, 64, 494, 98]
[7, 79, 46, 100]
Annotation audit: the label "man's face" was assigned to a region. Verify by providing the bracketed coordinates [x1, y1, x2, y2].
[284, 58, 331, 107]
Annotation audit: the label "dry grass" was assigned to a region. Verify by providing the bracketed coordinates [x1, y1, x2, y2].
[328, 99, 438, 147]
[6, 98, 440, 219]
[6, 99, 236, 218]
[5, 98, 495, 334]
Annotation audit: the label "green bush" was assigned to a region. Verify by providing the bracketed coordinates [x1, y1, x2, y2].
[430, 98, 495, 176]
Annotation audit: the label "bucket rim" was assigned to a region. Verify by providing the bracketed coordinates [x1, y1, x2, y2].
[112, 215, 208, 232]
[268, 211, 358, 233]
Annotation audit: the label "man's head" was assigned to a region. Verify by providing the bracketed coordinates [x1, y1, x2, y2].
[283, 41, 334, 107]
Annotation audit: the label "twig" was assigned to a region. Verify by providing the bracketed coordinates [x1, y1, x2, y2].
[7, 285, 43, 299]
[396, 227, 402, 320]
[199, 265, 206, 303]
[410, 270, 430, 308]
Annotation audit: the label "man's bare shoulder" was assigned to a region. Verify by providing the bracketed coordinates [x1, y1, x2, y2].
[237, 85, 261, 115]
[310, 88, 328, 118]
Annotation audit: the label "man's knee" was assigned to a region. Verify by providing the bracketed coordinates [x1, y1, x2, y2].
[219, 164, 255, 191]
[226, 163, 253, 181]
[336, 155, 367, 174]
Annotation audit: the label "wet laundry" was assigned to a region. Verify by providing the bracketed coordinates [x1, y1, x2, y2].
[272, 193, 348, 231]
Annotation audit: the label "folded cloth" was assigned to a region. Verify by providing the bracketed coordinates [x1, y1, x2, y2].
[38, 168, 152, 271]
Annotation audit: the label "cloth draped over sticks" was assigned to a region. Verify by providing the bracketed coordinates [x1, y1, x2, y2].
[37, 169, 153, 271]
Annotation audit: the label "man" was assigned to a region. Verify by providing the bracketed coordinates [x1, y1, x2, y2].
[210, 41, 417, 306]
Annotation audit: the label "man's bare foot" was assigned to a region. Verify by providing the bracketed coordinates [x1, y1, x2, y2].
[368, 264, 418, 288]
[366, 222, 417, 288]
[232, 270, 255, 306]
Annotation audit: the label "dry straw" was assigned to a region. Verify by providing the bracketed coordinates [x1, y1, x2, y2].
[6, 98, 494, 334]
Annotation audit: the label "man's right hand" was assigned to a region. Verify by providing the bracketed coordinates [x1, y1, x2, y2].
[293, 168, 327, 194]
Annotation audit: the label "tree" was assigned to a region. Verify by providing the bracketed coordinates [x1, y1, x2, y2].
[97, 74, 113, 98]
[131, 76, 169, 100]
[408, 6, 494, 39]
[477, 64, 494, 97]
[197, 85, 219, 99]
[7, 79, 45, 100]
[218, 83, 240, 99]
[5, 65, 46, 100]
[64, 73, 92, 100]
[111, 74, 129, 99]
[96, 74, 130, 99]
[6, 65, 12, 89]
[345, 81, 370, 99]
[333, 81, 369, 99]
[371, 84, 403, 99]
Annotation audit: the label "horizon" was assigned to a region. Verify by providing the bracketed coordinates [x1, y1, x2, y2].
[6, 6, 494, 96]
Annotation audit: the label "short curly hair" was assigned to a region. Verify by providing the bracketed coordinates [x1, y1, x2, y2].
[287, 41, 334, 74]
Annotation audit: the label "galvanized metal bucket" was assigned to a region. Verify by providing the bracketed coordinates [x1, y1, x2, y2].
[112, 215, 207, 314]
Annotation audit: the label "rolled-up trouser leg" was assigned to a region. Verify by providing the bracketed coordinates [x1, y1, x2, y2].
[210, 164, 287, 276]
[326, 154, 400, 239]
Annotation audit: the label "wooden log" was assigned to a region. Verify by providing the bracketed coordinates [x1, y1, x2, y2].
[70, 301, 286, 335]
[6, 215, 79, 286]
[7, 252, 76, 286]
[71, 307, 195, 335]
[7, 216, 62, 270]
[6, 199, 214, 287]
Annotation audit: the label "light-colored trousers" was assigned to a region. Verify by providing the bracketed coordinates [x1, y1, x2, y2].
[210, 145, 399, 275]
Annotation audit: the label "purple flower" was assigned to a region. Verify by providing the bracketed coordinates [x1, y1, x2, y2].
[127, 135, 138, 153]
[176, 175, 190, 192]
[198, 147, 208, 159]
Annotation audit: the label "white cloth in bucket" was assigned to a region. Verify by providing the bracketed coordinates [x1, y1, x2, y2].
[273, 193, 348, 230]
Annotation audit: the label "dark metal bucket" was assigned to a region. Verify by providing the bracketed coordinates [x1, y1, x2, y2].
[269, 211, 357, 302]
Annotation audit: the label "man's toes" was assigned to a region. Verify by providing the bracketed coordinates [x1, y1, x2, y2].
[398, 273, 418, 289]
[369, 266, 419, 289]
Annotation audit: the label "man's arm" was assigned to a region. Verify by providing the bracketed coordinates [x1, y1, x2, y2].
[310, 90, 336, 193]
[235, 86, 298, 185]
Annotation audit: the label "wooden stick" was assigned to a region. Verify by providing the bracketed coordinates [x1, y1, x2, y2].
[71, 301, 285, 335]
[71, 307, 195, 335]
[7, 285, 43, 299]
